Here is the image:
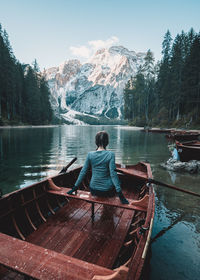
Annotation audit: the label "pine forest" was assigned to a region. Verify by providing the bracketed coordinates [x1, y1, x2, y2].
[124, 28, 200, 128]
[0, 24, 53, 125]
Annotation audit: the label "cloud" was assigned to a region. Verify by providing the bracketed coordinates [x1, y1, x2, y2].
[69, 45, 91, 58]
[69, 36, 119, 59]
[88, 36, 119, 51]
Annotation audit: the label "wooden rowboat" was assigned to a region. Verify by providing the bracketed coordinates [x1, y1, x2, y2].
[0, 161, 155, 280]
[166, 131, 200, 141]
[176, 141, 200, 162]
[142, 128, 172, 134]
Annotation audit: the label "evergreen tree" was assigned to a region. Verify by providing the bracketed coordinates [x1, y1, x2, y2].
[182, 34, 200, 122]
[169, 33, 185, 120]
[1, 28, 16, 120]
[0, 24, 3, 119]
[124, 78, 134, 120]
[157, 30, 172, 116]
[24, 66, 41, 124]
[15, 62, 25, 122]
[187, 28, 196, 50]
[133, 70, 146, 122]
[32, 59, 40, 73]
[0, 23, 54, 125]
[143, 50, 156, 124]
[124, 51, 156, 126]
[39, 76, 52, 123]
[162, 30, 172, 63]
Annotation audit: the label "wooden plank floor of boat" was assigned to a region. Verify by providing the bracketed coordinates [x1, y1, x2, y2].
[26, 197, 135, 269]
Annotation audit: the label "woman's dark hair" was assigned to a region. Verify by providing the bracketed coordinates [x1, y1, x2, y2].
[95, 131, 109, 149]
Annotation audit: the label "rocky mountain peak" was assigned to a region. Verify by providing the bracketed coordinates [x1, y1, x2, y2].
[45, 45, 146, 124]
[58, 59, 81, 75]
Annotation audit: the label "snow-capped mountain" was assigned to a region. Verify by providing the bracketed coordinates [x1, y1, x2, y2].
[44, 46, 146, 124]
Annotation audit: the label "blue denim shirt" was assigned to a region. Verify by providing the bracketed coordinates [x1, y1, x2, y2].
[75, 150, 121, 193]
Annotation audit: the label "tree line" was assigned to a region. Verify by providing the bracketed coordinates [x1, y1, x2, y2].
[0, 24, 53, 125]
[124, 28, 200, 128]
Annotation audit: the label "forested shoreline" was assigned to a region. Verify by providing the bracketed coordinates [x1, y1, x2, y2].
[1, 24, 200, 128]
[124, 28, 200, 128]
[0, 24, 54, 126]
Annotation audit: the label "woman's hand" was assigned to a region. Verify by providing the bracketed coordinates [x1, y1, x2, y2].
[67, 186, 78, 195]
[117, 191, 129, 204]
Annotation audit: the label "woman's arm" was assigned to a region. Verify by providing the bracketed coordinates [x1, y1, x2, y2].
[109, 152, 129, 204]
[75, 153, 91, 187]
[67, 153, 91, 195]
[109, 152, 121, 193]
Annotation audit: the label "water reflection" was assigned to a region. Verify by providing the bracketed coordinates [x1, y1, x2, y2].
[0, 127, 55, 193]
[0, 125, 200, 279]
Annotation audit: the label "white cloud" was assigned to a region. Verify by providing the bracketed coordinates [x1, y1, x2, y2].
[69, 45, 91, 58]
[88, 36, 119, 51]
[69, 36, 119, 59]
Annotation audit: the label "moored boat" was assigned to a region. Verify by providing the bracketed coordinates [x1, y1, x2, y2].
[166, 131, 200, 141]
[142, 128, 172, 134]
[176, 141, 200, 162]
[0, 161, 155, 280]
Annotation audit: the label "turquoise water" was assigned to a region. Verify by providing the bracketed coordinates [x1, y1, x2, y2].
[0, 125, 200, 279]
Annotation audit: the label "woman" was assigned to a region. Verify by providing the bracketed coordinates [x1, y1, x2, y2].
[67, 131, 129, 204]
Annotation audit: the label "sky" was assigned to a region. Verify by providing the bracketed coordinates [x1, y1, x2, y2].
[0, 0, 200, 70]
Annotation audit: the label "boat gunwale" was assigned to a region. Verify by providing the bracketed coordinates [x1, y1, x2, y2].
[127, 161, 155, 279]
[176, 141, 200, 149]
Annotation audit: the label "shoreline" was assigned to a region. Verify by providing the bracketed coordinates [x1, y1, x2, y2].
[0, 124, 200, 133]
[0, 125, 61, 129]
[141, 127, 200, 133]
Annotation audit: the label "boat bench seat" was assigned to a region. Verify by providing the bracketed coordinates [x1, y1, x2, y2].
[0, 232, 114, 280]
[47, 187, 148, 212]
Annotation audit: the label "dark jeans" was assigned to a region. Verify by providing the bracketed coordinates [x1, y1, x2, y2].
[90, 187, 115, 197]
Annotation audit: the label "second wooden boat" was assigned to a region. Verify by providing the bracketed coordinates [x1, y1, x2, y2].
[0, 161, 155, 280]
[166, 131, 200, 141]
[176, 141, 200, 162]
[142, 128, 172, 134]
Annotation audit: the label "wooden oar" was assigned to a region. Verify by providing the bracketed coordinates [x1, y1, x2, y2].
[116, 168, 200, 198]
[151, 212, 185, 244]
[59, 157, 77, 174]
[149, 178, 200, 198]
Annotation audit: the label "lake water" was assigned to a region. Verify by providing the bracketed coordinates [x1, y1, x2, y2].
[0, 125, 200, 280]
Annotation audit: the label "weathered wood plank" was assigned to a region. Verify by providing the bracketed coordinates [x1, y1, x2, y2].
[0, 233, 114, 280]
[47, 188, 148, 212]
[45, 203, 101, 253]
[93, 208, 135, 268]
[72, 206, 135, 268]
[26, 199, 85, 245]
